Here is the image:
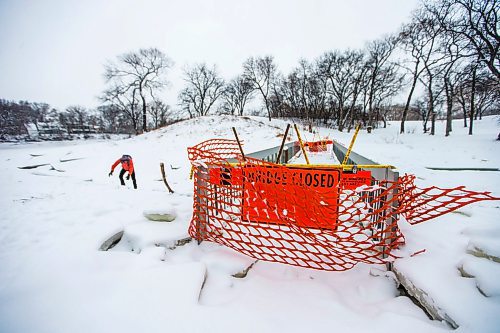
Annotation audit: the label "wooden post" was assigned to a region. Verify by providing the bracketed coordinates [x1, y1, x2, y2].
[189, 166, 194, 180]
[275, 124, 291, 164]
[160, 163, 174, 193]
[195, 165, 209, 244]
[294, 124, 310, 165]
[232, 127, 246, 161]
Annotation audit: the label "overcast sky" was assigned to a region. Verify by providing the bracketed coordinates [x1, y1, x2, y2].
[0, 0, 419, 111]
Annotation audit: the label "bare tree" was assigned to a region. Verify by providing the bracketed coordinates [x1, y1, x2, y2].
[103, 48, 173, 133]
[0, 99, 34, 136]
[221, 76, 254, 116]
[101, 84, 141, 133]
[456, 64, 498, 134]
[469, 64, 478, 135]
[475, 73, 500, 119]
[318, 51, 354, 130]
[455, 68, 472, 128]
[440, 36, 462, 137]
[178, 63, 225, 118]
[98, 104, 128, 133]
[345, 52, 370, 131]
[318, 50, 367, 131]
[406, 14, 449, 135]
[30, 103, 52, 125]
[148, 99, 170, 129]
[425, 0, 499, 80]
[242, 56, 278, 121]
[270, 73, 295, 119]
[277, 71, 301, 118]
[278, 59, 325, 128]
[63, 105, 87, 133]
[398, 10, 446, 133]
[300, 60, 329, 126]
[419, 63, 446, 135]
[372, 66, 405, 128]
[365, 36, 400, 128]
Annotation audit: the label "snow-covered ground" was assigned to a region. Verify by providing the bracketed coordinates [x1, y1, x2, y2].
[1, 115, 499, 333]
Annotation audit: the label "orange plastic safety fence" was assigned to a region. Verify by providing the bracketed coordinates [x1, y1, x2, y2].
[397, 174, 499, 224]
[188, 139, 499, 271]
[187, 138, 241, 163]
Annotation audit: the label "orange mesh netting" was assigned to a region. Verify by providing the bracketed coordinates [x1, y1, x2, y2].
[187, 139, 499, 271]
[397, 174, 499, 224]
[305, 140, 333, 152]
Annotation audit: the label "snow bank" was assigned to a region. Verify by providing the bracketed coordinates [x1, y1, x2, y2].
[1, 115, 499, 333]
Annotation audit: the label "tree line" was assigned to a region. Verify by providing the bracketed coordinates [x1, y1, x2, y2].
[175, 0, 499, 136]
[2, 0, 498, 140]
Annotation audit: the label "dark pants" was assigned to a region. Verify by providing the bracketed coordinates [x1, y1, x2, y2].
[119, 169, 137, 189]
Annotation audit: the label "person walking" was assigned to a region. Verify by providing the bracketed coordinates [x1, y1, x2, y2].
[109, 154, 137, 189]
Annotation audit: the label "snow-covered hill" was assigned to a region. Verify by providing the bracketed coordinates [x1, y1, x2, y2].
[1, 115, 499, 333]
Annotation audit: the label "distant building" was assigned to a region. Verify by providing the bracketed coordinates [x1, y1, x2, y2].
[66, 123, 100, 134]
[24, 122, 68, 140]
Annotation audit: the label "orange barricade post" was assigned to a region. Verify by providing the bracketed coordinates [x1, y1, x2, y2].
[188, 139, 500, 271]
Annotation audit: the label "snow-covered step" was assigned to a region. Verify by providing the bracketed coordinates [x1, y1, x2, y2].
[392, 266, 459, 329]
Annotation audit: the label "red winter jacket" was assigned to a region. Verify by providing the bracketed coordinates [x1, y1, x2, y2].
[111, 156, 134, 175]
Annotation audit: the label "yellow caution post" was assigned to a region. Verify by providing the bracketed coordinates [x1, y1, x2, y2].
[294, 124, 310, 165]
[342, 123, 361, 165]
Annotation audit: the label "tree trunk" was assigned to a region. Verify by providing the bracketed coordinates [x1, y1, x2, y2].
[445, 78, 453, 137]
[258, 85, 271, 121]
[347, 104, 356, 133]
[431, 112, 436, 135]
[469, 108, 474, 135]
[400, 72, 418, 134]
[140, 87, 147, 133]
[469, 67, 476, 135]
[264, 99, 271, 121]
[368, 71, 376, 127]
[424, 76, 434, 134]
[462, 104, 467, 127]
[130, 99, 139, 135]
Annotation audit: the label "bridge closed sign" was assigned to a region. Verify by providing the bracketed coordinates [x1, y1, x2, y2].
[241, 166, 340, 229]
